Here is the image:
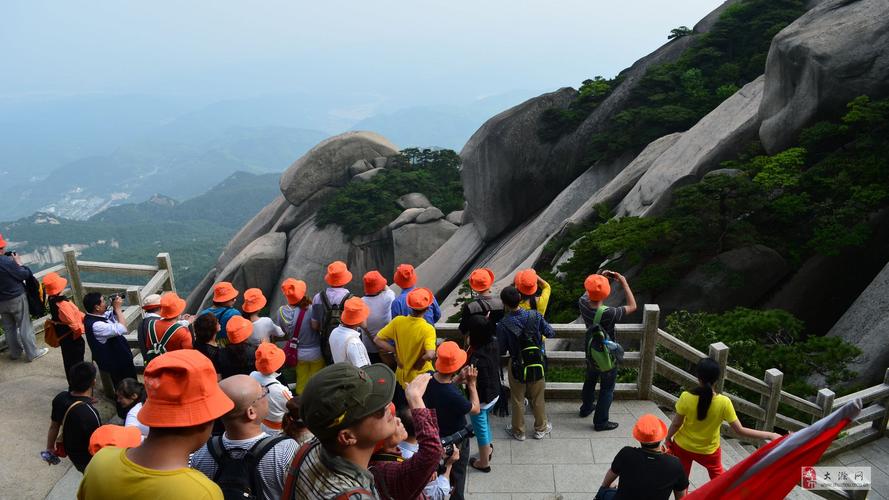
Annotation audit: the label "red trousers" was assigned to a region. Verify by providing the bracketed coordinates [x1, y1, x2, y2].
[668, 441, 724, 479]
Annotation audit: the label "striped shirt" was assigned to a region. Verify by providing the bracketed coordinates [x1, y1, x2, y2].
[189, 433, 298, 500]
[290, 439, 379, 500]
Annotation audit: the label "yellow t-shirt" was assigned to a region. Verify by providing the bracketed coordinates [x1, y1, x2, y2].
[375, 315, 436, 387]
[518, 280, 551, 316]
[78, 447, 223, 500]
[673, 391, 738, 455]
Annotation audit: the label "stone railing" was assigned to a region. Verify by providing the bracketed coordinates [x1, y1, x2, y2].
[435, 304, 889, 458]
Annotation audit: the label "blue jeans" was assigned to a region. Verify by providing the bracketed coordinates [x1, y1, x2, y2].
[580, 366, 616, 427]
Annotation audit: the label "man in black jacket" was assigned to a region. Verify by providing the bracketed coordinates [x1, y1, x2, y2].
[0, 232, 48, 362]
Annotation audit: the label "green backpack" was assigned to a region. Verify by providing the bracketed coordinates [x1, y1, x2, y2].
[509, 311, 546, 382]
[586, 306, 614, 372]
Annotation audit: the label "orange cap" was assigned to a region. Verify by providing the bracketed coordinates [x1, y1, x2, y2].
[406, 287, 434, 310]
[325, 261, 353, 287]
[632, 414, 668, 443]
[89, 424, 142, 455]
[255, 343, 286, 374]
[584, 274, 611, 301]
[514, 269, 539, 296]
[139, 350, 234, 427]
[213, 282, 239, 303]
[394, 263, 417, 289]
[281, 278, 307, 305]
[363, 270, 388, 295]
[226, 315, 253, 344]
[0, 232, 6, 248]
[435, 341, 467, 374]
[340, 297, 370, 326]
[42, 272, 68, 296]
[242, 288, 267, 314]
[469, 268, 495, 292]
[159, 292, 186, 319]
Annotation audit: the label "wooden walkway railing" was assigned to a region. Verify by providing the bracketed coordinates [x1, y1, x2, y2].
[15, 255, 888, 459]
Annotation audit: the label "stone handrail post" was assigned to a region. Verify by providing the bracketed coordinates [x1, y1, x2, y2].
[156, 253, 176, 293]
[637, 304, 660, 399]
[709, 342, 729, 394]
[875, 368, 889, 436]
[816, 388, 836, 420]
[63, 249, 84, 309]
[759, 368, 783, 431]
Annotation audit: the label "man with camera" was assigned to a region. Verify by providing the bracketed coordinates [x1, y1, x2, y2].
[422, 341, 480, 500]
[578, 270, 636, 431]
[83, 292, 137, 399]
[0, 232, 48, 362]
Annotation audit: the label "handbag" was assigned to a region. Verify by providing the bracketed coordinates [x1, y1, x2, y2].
[282, 307, 307, 367]
[53, 401, 84, 458]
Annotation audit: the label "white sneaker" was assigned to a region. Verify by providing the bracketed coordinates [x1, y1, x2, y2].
[533, 422, 553, 439]
[30, 347, 49, 361]
[505, 424, 526, 442]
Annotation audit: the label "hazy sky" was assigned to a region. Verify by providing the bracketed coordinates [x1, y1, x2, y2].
[3, 0, 724, 107]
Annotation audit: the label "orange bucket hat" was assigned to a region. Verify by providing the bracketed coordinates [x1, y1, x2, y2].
[226, 316, 253, 344]
[255, 343, 286, 374]
[0, 232, 6, 248]
[363, 270, 388, 295]
[325, 261, 353, 287]
[469, 268, 495, 292]
[89, 424, 142, 455]
[138, 350, 234, 428]
[514, 269, 539, 296]
[213, 282, 239, 303]
[341, 297, 370, 326]
[159, 292, 187, 320]
[394, 263, 417, 289]
[242, 288, 267, 314]
[406, 287, 434, 310]
[435, 341, 467, 374]
[141, 293, 162, 311]
[42, 272, 68, 296]
[632, 414, 668, 444]
[281, 278, 307, 305]
[584, 274, 611, 301]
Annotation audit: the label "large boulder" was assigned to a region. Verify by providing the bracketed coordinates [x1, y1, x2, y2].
[759, 0, 889, 153]
[415, 207, 444, 224]
[656, 245, 789, 313]
[826, 261, 889, 385]
[279, 131, 398, 207]
[616, 76, 765, 217]
[413, 223, 487, 298]
[389, 208, 425, 230]
[196, 232, 287, 310]
[397, 193, 431, 210]
[392, 219, 459, 270]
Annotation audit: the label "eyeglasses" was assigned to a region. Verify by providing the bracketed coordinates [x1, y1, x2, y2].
[248, 386, 270, 408]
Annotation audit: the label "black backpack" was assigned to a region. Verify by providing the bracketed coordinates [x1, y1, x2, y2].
[208, 434, 288, 500]
[25, 272, 46, 318]
[319, 291, 351, 364]
[508, 312, 545, 382]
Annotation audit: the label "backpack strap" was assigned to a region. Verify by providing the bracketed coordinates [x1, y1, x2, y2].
[593, 305, 607, 328]
[337, 293, 352, 308]
[320, 290, 332, 311]
[282, 440, 318, 500]
[150, 320, 181, 351]
[207, 436, 226, 478]
[335, 488, 376, 500]
[56, 400, 84, 445]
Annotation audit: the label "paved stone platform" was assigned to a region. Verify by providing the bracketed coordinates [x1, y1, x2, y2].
[820, 437, 889, 500]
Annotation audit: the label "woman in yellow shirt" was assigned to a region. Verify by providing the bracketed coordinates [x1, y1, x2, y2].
[665, 358, 780, 479]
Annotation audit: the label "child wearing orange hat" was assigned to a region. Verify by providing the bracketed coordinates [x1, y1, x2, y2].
[458, 268, 504, 340]
[374, 287, 438, 389]
[216, 316, 258, 379]
[241, 288, 285, 345]
[275, 278, 323, 395]
[78, 351, 234, 500]
[143, 292, 193, 362]
[309, 261, 354, 364]
[513, 268, 552, 316]
[328, 297, 372, 368]
[250, 343, 293, 435]
[42, 272, 86, 387]
[361, 270, 396, 366]
[389, 263, 442, 326]
[578, 270, 637, 431]
[198, 281, 243, 343]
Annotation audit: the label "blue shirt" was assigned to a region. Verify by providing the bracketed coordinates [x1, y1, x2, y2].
[422, 376, 471, 437]
[496, 309, 554, 359]
[390, 287, 441, 326]
[199, 305, 242, 341]
[0, 255, 28, 301]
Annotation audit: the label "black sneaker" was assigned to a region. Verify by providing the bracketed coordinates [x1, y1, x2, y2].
[578, 407, 594, 418]
[594, 421, 619, 431]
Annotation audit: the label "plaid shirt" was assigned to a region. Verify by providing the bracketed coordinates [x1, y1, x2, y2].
[370, 408, 443, 500]
[496, 309, 554, 358]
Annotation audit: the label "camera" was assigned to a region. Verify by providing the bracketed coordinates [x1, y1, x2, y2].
[3, 251, 16, 257]
[107, 292, 126, 306]
[438, 424, 474, 474]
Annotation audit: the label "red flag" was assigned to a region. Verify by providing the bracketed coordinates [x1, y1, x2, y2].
[686, 400, 861, 500]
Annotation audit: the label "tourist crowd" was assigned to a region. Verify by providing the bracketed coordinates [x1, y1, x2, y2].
[0, 230, 782, 499]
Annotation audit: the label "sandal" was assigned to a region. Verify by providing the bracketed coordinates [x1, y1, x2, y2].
[489, 443, 494, 461]
[469, 457, 491, 473]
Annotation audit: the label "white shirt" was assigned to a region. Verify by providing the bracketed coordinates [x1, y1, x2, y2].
[87, 311, 128, 344]
[125, 402, 149, 438]
[249, 317, 286, 346]
[328, 325, 370, 367]
[250, 371, 292, 435]
[361, 288, 395, 354]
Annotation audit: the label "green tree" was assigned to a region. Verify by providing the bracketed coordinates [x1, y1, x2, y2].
[668, 26, 693, 40]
